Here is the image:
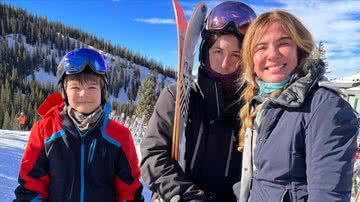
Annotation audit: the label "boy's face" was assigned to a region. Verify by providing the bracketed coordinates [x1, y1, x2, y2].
[65, 78, 102, 114]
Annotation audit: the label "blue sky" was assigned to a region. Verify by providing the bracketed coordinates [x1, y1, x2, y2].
[3, 0, 360, 78]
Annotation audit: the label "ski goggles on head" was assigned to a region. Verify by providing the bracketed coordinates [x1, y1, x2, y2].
[61, 48, 107, 75]
[205, 1, 256, 35]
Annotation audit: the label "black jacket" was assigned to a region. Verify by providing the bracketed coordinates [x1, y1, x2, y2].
[140, 69, 242, 202]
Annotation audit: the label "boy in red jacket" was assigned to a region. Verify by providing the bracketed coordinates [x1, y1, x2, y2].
[14, 48, 143, 202]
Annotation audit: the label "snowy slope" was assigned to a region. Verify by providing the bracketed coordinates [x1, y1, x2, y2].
[0, 129, 151, 202]
[2, 34, 176, 104]
[0, 130, 28, 202]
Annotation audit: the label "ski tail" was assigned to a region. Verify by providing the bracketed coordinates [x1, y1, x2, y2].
[172, 2, 207, 164]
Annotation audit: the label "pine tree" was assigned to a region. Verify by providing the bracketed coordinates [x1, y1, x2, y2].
[0, 97, 4, 127]
[1, 20, 5, 37]
[316, 41, 328, 73]
[135, 71, 158, 123]
[10, 107, 17, 129]
[127, 80, 135, 101]
[133, 65, 141, 98]
[51, 53, 57, 75]
[318, 41, 327, 63]
[2, 109, 11, 129]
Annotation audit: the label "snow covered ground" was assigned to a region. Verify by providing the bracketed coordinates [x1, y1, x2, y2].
[0, 129, 151, 202]
[1, 129, 358, 201]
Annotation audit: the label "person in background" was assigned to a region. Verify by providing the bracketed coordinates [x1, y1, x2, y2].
[238, 10, 358, 202]
[16, 112, 26, 131]
[14, 48, 143, 202]
[140, 1, 256, 201]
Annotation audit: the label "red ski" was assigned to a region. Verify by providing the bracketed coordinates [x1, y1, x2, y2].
[171, 0, 187, 162]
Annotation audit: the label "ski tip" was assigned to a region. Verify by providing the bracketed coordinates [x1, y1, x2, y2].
[195, 2, 207, 12]
[200, 4, 207, 13]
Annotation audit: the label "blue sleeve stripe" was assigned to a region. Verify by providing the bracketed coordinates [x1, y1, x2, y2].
[88, 139, 97, 164]
[101, 127, 121, 148]
[44, 129, 65, 144]
[31, 194, 42, 202]
[103, 103, 111, 126]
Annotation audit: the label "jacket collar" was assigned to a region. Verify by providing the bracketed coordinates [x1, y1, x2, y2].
[269, 59, 328, 108]
[37, 93, 112, 138]
[61, 103, 112, 138]
[197, 67, 241, 122]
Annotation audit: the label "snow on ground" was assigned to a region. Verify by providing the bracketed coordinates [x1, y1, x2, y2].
[32, 69, 58, 85]
[0, 129, 151, 202]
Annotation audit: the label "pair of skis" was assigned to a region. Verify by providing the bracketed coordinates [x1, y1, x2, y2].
[171, 0, 207, 169]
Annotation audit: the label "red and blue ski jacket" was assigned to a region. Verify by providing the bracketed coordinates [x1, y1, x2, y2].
[14, 93, 143, 202]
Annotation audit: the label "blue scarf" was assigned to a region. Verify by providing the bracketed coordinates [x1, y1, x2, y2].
[256, 77, 291, 95]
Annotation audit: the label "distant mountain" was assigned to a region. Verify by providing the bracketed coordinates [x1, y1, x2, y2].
[0, 3, 176, 130]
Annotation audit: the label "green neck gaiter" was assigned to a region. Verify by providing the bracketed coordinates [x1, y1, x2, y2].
[256, 77, 290, 95]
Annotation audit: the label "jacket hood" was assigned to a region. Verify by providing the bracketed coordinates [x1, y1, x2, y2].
[37, 93, 65, 118]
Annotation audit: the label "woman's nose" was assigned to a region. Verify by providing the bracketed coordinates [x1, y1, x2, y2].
[221, 55, 232, 70]
[267, 45, 281, 60]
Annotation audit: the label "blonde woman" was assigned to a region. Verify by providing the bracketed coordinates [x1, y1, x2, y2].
[238, 11, 358, 202]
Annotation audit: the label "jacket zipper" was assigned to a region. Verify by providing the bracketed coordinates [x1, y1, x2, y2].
[80, 136, 85, 202]
[214, 82, 220, 117]
[190, 122, 204, 170]
[76, 127, 94, 202]
[280, 189, 288, 202]
[71, 112, 103, 202]
[225, 131, 235, 177]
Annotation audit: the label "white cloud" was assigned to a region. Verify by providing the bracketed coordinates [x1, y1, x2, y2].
[154, 0, 359, 78]
[184, 0, 360, 78]
[134, 18, 175, 25]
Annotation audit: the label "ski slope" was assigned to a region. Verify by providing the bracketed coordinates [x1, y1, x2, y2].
[0, 129, 151, 202]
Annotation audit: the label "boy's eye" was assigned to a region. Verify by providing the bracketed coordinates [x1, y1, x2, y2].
[88, 84, 100, 89]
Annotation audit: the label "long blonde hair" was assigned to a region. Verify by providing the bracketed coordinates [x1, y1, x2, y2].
[238, 10, 315, 151]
